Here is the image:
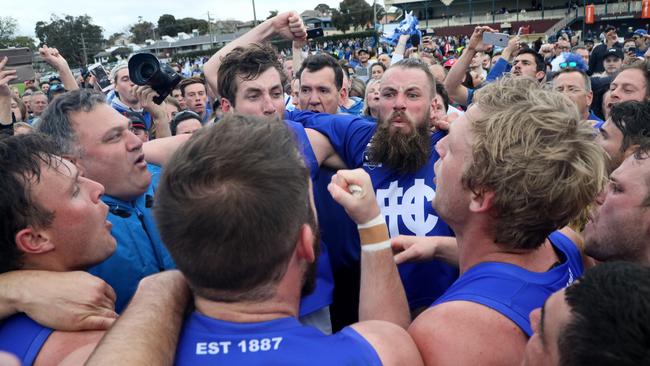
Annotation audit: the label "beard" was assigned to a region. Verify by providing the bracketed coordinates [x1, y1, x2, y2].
[368, 110, 432, 174]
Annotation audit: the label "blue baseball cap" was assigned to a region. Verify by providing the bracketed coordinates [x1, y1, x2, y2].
[634, 29, 648, 37]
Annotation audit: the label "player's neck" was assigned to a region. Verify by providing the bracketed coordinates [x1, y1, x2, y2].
[457, 227, 558, 274]
[194, 272, 303, 323]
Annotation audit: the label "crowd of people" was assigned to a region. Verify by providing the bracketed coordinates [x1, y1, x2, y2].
[0, 9, 650, 365]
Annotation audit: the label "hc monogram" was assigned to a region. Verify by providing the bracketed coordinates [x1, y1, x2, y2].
[376, 179, 438, 237]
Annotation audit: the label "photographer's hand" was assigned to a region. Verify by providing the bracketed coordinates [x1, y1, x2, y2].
[134, 86, 171, 138]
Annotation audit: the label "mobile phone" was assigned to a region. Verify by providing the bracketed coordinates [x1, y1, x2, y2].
[628, 47, 637, 53]
[0, 48, 34, 84]
[306, 27, 324, 39]
[88, 63, 113, 93]
[483, 32, 510, 48]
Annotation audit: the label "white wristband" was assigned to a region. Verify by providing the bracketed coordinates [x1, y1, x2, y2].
[357, 214, 385, 229]
[361, 240, 391, 252]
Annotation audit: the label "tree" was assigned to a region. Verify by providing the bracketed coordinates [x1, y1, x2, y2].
[130, 20, 156, 43]
[176, 18, 209, 35]
[158, 14, 181, 37]
[314, 4, 332, 16]
[373, 3, 386, 22]
[8, 36, 36, 50]
[336, 0, 373, 31]
[0, 16, 17, 42]
[108, 32, 126, 45]
[331, 9, 351, 33]
[267, 10, 279, 20]
[35, 14, 104, 68]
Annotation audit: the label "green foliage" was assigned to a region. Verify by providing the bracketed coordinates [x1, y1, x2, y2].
[157, 15, 210, 38]
[130, 21, 156, 43]
[331, 0, 374, 33]
[314, 3, 333, 15]
[35, 14, 104, 67]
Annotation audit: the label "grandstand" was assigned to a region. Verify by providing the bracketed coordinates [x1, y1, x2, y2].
[384, 0, 647, 39]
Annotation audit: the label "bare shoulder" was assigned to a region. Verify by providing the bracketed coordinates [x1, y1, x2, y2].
[34, 330, 104, 366]
[409, 301, 526, 366]
[350, 320, 424, 366]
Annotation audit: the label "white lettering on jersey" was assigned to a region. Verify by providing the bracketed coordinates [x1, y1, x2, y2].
[376, 179, 438, 237]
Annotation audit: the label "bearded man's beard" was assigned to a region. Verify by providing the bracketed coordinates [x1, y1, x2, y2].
[367, 111, 432, 173]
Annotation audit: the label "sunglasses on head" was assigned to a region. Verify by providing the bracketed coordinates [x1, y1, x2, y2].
[559, 61, 578, 69]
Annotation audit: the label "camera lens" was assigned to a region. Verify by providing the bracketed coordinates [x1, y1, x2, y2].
[140, 63, 156, 80]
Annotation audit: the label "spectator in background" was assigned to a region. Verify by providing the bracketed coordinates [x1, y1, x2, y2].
[170, 110, 203, 136]
[171, 87, 186, 110]
[10, 96, 26, 122]
[370, 62, 385, 81]
[28, 92, 48, 124]
[123, 111, 150, 143]
[605, 60, 650, 117]
[552, 68, 602, 125]
[633, 29, 648, 57]
[589, 25, 622, 75]
[572, 45, 590, 65]
[39, 82, 50, 94]
[594, 48, 623, 77]
[377, 53, 391, 69]
[163, 96, 181, 122]
[363, 78, 380, 120]
[354, 49, 372, 82]
[178, 77, 209, 123]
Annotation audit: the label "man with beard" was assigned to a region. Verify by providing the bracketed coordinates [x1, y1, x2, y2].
[86, 115, 422, 365]
[287, 58, 459, 316]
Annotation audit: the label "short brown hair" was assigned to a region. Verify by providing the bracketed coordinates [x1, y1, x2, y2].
[390, 58, 437, 98]
[465, 77, 606, 250]
[154, 115, 312, 302]
[178, 77, 205, 97]
[217, 44, 285, 108]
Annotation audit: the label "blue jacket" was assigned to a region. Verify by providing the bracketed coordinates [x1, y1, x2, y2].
[88, 164, 175, 313]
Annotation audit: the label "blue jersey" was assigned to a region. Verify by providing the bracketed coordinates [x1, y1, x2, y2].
[287, 110, 459, 309]
[174, 313, 381, 365]
[432, 231, 583, 336]
[89, 164, 176, 313]
[285, 120, 334, 317]
[0, 314, 52, 365]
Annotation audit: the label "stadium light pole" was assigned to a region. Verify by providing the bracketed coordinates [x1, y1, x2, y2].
[252, 0, 258, 26]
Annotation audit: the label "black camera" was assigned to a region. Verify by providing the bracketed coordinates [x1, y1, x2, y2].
[128, 53, 182, 105]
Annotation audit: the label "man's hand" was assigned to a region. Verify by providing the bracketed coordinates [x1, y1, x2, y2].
[8, 271, 117, 331]
[391, 236, 459, 266]
[467, 26, 497, 52]
[501, 35, 521, 62]
[38, 46, 69, 72]
[268, 11, 307, 42]
[134, 85, 164, 118]
[0, 57, 16, 98]
[328, 169, 381, 225]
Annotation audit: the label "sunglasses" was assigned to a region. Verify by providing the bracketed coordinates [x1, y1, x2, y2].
[559, 61, 578, 69]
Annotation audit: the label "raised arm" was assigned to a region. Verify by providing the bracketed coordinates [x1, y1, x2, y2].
[134, 86, 172, 139]
[86, 271, 190, 365]
[204, 11, 307, 98]
[142, 133, 191, 167]
[328, 169, 410, 329]
[38, 46, 78, 92]
[444, 26, 495, 106]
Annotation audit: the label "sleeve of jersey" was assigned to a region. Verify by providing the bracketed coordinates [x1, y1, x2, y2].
[0, 315, 53, 365]
[285, 110, 375, 168]
[486, 58, 511, 82]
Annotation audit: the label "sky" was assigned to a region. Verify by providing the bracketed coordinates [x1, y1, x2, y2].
[6, 0, 378, 39]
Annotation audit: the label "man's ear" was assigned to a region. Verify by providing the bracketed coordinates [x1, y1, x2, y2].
[338, 86, 348, 107]
[536, 71, 546, 82]
[469, 190, 495, 213]
[15, 227, 55, 255]
[221, 98, 233, 113]
[295, 224, 315, 264]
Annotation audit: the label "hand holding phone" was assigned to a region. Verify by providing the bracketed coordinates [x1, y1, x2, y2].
[306, 27, 324, 40]
[0, 48, 33, 84]
[88, 63, 113, 93]
[482, 32, 510, 48]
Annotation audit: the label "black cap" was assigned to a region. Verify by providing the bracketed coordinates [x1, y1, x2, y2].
[604, 48, 623, 60]
[123, 111, 147, 131]
[357, 48, 370, 55]
[605, 25, 617, 33]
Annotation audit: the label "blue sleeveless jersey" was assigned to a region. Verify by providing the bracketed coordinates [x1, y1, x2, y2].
[0, 314, 52, 365]
[432, 231, 584, 336]
[285, 120, 334, 317]
[287, 110, 459, 309]
[174, 313, 381, 365]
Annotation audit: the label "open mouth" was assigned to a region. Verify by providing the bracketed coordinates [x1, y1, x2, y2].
[134, 154, 146, 167]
